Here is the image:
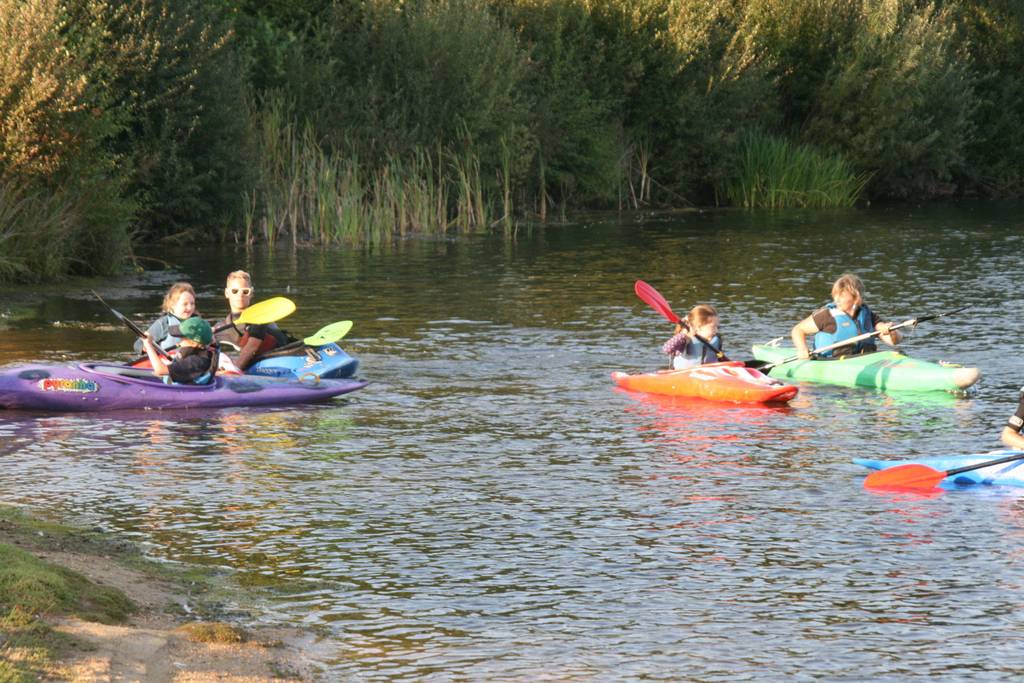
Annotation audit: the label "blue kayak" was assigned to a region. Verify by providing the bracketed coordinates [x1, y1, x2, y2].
[247, 342, 358, 379]
[854, 451, 1024, 488]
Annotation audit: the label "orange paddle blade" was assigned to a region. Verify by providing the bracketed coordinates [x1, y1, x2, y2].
[863, 463, 946, 491]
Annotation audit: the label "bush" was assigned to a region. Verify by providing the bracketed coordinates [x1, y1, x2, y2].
[0, 0, 133, 281]
[310, 0, 527, 165]
[655, 0, 779, 202]
[952, 1, 1024, 195]
[803, 1, 977, 198]
[103, 0, 255, 240]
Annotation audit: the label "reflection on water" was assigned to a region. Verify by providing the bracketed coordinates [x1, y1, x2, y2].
[4, 204, 1024, 679]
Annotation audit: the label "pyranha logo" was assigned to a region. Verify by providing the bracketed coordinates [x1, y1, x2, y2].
[38, 378, 99, 393]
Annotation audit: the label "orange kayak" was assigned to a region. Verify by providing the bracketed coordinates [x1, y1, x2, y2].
[612, 361, 798, 403]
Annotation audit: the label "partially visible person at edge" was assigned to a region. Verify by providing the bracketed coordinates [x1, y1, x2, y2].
[132, 282, 199, 354]
[215, 270, 290, 370]
[1000, 394, 1024, 449]
[661, 304, 726, 370]
[790, 273, 902, 360]
[142, 317, 217, 385]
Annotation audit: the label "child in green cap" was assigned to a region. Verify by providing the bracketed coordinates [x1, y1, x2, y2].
[142, 316, 218, 385]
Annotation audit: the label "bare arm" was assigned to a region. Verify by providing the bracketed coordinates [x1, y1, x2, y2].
[874, 321, 903, 347]
[234, 336, 264, 370]
[790, 316, 819, 360]
[1001, 426, 1024, 450]
[142, 336, 169, 377]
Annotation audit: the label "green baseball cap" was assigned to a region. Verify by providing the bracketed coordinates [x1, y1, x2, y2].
[178, 317, 212, 345]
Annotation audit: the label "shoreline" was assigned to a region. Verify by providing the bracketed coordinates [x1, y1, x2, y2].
[0, 504, 318, 682]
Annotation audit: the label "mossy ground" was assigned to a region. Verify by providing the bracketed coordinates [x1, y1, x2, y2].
[0, 505, 307, 681]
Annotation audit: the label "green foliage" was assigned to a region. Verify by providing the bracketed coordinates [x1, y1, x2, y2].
[0, 543, 134, 623]
[313, 0, 527, 163]
[803, 1, 977, 198]
[0, 0, 133, 281]
[500, 0, 631, 206]
[718, 130, 871, 208]
[656, 0, 779, 201]
[102, 0, 255, 239]
[179, 621, 247, 643]
[952, 1, 1024, 194]
[5, 0, 1024, 273]
[245, 94, 499, 244]
[736, 0, 860, 129]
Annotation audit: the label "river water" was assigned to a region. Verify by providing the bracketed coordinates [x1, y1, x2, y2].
[2, 203, 1024, 680]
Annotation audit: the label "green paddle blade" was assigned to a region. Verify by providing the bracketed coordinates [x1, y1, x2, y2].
[304, 320, 352, 346]
[235, 297, 295, 326]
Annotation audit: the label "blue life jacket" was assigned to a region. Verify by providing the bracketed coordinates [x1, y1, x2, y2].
[672, 334, 723, 369]
[813, 303, 875, 358]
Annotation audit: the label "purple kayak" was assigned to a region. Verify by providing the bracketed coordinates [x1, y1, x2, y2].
[0, 363, 367, 412]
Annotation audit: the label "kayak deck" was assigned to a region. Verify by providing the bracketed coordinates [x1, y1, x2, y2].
[854, 452, 1024, 488]
[751, 344, 979, 393]
[612, 361, 798, 404]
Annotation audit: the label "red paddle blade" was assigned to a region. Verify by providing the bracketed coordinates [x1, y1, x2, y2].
[634, 280, 681, 324]
[863, 464, 946, 491]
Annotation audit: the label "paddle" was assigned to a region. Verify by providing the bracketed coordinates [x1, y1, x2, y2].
[634, 280, 728, 362]
[214, 296, 296, 332]
[863, 452, 1024, 491]
[250, 320, 354, 361]
[92, 289, 173, 360]
[303, 320, 352, 346]
[754, 305, 969, 373]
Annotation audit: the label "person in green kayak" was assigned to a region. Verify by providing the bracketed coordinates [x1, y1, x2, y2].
[132, 282, 200, 354]
[790, 273, 902, 360]
[215, 270, 290, 370]
[141, 317, 218, 385]
[661, 304, 726, 369]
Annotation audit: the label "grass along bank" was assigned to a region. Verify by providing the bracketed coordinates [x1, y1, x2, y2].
[717, 132, 872, 209]
[0, 505, 312, 681]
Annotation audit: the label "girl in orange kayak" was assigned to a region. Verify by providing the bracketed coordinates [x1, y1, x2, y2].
[661, 304, 727, 370]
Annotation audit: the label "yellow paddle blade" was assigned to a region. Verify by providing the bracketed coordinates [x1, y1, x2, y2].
[304, 320, 352, 346]
[235, 297, 296, 326]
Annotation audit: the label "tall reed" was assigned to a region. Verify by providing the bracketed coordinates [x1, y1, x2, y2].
[0, 182, 82, 281]
[718, 131, 871, 209]
[244, 97, 500, 245]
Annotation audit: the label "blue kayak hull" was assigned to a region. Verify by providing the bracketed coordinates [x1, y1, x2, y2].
[246, 342, 358, 379]
[854, 451, 1024, 488]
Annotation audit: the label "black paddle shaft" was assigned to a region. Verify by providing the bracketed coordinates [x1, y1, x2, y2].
[947, 452, 1024, 477]
[91, 290, 147, 337]
[912, 305, 968, 326]
[91, 289, 172, 359]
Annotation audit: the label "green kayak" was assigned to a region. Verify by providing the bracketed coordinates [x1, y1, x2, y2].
[750, 344, 980, 393]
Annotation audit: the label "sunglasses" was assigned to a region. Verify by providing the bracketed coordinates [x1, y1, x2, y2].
[228, 287, 253, 296]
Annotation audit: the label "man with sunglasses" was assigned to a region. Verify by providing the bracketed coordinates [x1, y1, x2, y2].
[215, 270, 291, 370]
